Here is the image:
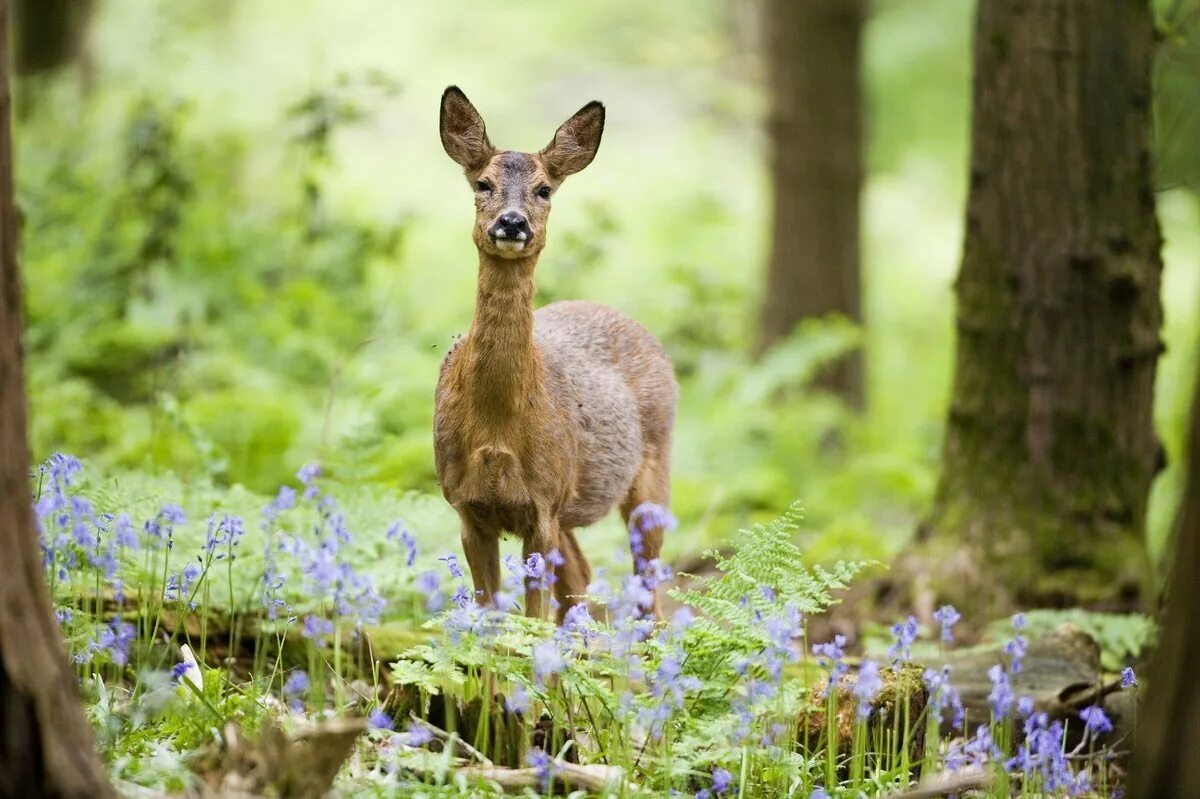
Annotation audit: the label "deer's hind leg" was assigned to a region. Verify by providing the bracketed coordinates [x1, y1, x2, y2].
[459, 511, 500, 608]
[620, 447, 671, 619]
[553, 526, 592, 625]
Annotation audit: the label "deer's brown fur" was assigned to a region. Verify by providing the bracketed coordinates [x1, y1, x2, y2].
[433, 87, 677, 623]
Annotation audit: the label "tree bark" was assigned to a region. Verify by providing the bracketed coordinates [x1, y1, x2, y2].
[0, 0, 114, 795]
[907, 0, 1163, 615]
[758, 0, 864, 408]
[1127, 362, 1200, 796]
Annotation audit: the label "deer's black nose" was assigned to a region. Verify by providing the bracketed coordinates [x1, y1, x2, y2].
[490, 212, 529, 241]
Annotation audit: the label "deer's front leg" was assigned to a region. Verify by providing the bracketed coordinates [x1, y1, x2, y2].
[459, 514, 500, 608]
[523, 513, 560, 621]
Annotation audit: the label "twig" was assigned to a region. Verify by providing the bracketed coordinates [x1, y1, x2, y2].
[460, 762, 631, 794]
[407, 714, 494, 767]
[887, 767, 992, 798]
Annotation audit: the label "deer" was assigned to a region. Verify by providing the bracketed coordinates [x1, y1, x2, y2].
[433, 86, 677, 624]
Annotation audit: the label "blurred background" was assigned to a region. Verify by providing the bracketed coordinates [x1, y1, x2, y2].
[16, 0, 1199, 576]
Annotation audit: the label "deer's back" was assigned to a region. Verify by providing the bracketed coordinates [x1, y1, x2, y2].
[535, 301, 677, 528]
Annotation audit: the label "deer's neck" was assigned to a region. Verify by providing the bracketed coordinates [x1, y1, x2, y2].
[462, 252, 541, 417]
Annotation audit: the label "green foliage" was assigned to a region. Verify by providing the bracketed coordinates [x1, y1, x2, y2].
[675, 502, 870, 624]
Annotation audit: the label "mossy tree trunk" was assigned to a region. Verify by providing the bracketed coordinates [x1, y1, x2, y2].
[758, 0, 865, 408]
[0, 2, 114, 795]
[1128, 359, 1200, 796]
[908, 0, 1164, 615]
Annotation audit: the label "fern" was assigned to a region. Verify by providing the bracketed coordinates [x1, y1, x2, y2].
[672, 502, 871, 630]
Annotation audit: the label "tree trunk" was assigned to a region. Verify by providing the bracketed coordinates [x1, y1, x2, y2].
[906, 0, 1163, 616]
[0, 1, 114, 795]
[758, 0, 864, 408]
[1128, 360, 1200, 796]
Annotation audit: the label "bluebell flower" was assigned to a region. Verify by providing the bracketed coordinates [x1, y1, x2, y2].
[533, 640, 566, 682]
[933, 604, 960, 642]
[297, 463, 321, 499]
[1079, 705, 1113, 736]
[809, 789, 831, 799]
[402, 722, 434, 747]
[987, 664, 1013, 718]
[505, 684, 531, 714]
[387, 522, 418, 567]
[813, 634, 848, 688]
[924, 666, 966, 730]
[527, 749, 555, 791]
[1017, 696, 1036, 717]
[451, 584, 472, 608]
[672, 606, 695, 632]
[98, 617, 136, 667]
[853, 660, 883, 718]
[711, 767, 733, 795]
[1004, 613, 1028, 674]
[546, 548, 564, 568]
[301, 614, 335, 644]
[368, 708, 393, 730]
[113, 514, 138, 549]
[524, 552, 550, 590]
[888, 615, 919, 663]
[1120, 666, 1137, 689]
[416, 570, 443, 612]
[948, 725, 998, 772]
[283, 670, 310, 696]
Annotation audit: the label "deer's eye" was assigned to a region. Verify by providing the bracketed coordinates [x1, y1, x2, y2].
[536, 185, 552, 200]
[475, 180, 492, 193]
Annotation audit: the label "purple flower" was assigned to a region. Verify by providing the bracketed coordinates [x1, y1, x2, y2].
[813, 634, 847, 688]
[505, 684, 531, 714]
[416, 570, 443, 612]
[439, 553, 463, 580]
[987, 664, 1013, 718]
[1004, 613, 1028, 674]
[387, 522, 418, 567]
[525, 552, 551, 590]
[1017, 696, 1036, 717]
[810, 790, 831, 799]
[853, 660, 883, 718]
[627, 502, 676, 564]
[526, 749, 555, 791]
[1079, 705, 1113, 736]
[888, 615, 919, 663]
[1120, 666, 1137, 689]
[113, 514, 139, 549]
[283, 670, 309, 696]
[402, 723, 434, 747]
[711, 767, 733, 795]
[368, 708, 393, 730]
[98, 617, 136, 666]
[533, 640, 565, 682]
[924, 666, 966, 730]
[933, 605, 960, 642]
[297, 463, 321, 499]
[302, 614, 335, 644]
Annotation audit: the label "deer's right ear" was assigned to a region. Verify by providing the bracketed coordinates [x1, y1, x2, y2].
[440, 86, 494, 173]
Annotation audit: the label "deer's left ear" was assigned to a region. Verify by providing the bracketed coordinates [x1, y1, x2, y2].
[540, 101, 605, 180]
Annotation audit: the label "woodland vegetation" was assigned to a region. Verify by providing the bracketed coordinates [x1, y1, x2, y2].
[2, 1, 1199, 797]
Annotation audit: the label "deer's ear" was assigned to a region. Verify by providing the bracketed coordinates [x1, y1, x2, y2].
[440, 86, 494, 172]
[540, 101, 605, 180]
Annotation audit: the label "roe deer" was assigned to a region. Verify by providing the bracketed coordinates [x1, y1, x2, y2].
[433, 86, 677, 624]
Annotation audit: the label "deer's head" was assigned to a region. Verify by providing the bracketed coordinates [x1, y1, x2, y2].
[440, 86, 604, 260]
